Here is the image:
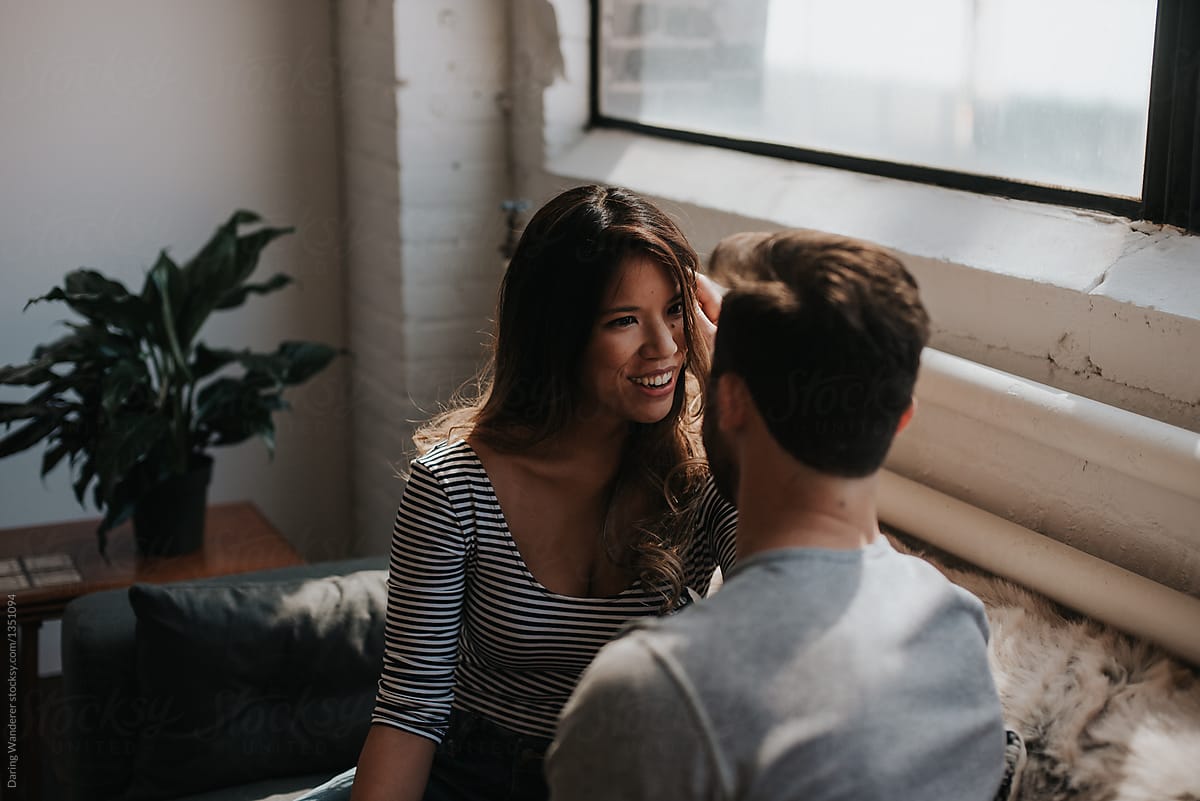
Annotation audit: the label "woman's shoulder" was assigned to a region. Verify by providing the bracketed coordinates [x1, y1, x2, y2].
[693, 471, 733, 514]
[414, 437, 479, 470]
[407, 438, 489, 488]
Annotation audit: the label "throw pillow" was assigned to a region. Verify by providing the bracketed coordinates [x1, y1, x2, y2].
[123, 570, 387, 801]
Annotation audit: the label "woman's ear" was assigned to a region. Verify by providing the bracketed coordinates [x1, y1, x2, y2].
[896, 398, 917, 434]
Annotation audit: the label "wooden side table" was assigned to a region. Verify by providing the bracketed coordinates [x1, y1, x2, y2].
[0, 503, 304, 801]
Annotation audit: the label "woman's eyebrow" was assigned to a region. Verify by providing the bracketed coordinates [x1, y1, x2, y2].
[599, 293, 683, 316]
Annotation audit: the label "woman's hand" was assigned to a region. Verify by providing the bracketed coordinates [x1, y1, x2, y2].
[695, 272, 727, 353]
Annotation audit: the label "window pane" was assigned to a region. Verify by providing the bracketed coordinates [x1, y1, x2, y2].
[599, 0, 1157, 198]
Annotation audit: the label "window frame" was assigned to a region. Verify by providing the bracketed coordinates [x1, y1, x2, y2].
[588, 0, 1197, 230]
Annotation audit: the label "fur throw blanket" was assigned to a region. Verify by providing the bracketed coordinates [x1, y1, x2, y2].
[892, 536, 1200, 801]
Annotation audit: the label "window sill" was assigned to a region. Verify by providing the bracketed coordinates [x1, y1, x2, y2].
[545, 128, 1200, 433]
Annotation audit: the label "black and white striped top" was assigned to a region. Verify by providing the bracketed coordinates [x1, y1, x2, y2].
[371, 438, 738, 742]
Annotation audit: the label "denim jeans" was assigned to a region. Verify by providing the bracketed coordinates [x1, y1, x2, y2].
[297, 710, 552, 801]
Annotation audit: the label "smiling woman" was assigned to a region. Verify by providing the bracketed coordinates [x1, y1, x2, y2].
[297, 185, 737, 801]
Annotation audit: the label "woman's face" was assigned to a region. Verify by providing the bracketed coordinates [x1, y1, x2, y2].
[579, 255, 688, 428]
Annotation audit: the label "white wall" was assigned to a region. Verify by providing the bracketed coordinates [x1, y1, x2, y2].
[0, 0, 350, 560]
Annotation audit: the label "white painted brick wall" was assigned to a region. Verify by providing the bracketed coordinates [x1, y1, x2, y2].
[338, 0, 512, 554]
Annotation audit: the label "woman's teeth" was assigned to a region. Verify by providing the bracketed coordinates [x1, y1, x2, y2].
[631, 371, 674, 388]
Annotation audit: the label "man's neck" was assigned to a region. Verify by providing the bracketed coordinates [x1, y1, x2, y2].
[733, 434, 881, 563]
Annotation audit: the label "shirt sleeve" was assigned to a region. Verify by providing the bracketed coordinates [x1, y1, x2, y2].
[547, 634, 723, 801]
[370, 459, 467, 744]
[697, 474, 738, 569]
[950, 583, 993, 645]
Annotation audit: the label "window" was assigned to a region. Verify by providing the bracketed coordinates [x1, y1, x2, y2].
[592, 0, 1199, 231]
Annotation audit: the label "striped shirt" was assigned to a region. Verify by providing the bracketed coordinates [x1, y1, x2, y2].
[371, 438, 738, 742]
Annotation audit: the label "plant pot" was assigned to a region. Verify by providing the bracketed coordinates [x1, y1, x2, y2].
[133, 455, 214, 557]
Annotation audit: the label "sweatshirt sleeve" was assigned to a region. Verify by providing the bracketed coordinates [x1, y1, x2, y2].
[370, 459, 467, 743]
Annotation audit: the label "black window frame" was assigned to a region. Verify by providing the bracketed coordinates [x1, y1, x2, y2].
[589, 0, 1199, 233]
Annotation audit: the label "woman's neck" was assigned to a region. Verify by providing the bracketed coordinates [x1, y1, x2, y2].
[530, 416, 629, 486]
[471, 413, 630, 489]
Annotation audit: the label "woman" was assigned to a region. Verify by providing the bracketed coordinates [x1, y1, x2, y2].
[309, 185, 736, 801]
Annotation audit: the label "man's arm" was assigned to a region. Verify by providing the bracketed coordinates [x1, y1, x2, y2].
[546, 634, 722, 801]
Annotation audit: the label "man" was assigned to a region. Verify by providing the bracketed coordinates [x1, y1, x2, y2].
[546, 232, 1015, 800]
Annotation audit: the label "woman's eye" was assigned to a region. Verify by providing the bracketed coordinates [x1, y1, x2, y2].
[608, 315, 637, 328]
[667, 301, 684, 316]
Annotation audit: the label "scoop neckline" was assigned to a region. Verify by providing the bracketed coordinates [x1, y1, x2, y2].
[449, 438, 647, 602]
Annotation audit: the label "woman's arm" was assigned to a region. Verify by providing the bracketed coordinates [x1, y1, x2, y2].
[350, 726, 437, 801]
[354, 457, 468, 799]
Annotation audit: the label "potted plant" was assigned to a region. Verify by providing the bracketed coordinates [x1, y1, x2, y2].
[0, 210, 340, 556]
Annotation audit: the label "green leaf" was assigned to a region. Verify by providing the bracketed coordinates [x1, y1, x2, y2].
[100, 360, 151, 417]
[32, 331, 88, 363]
[0, 402, 51, 423]
[25, 270, 148, 332]
[41, 441, 70, 477]
[94, 415, 169, 498]
[0, 359, 58, 386]
[72, 457, 96, 505]
[194, 378, 275, 449]
[97, 497, 135, 544]
[189, 341, 338, 387]
[175, 211, 290, 346]
[146, 251, 192, 382]
[189, 342, 241, 382]
[33, 323, 138, 366]
[0, 414, 62, 458]
[231, 226, 294, 286]
[63, 270, 130, 300]
[23, 286, 66, 311]
[191, 347, 285, 390]
[274, 341, 339, 384]
[213, 273, 293, 310]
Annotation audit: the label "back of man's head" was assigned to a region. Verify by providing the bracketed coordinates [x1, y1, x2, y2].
[711, 231, 930, 477]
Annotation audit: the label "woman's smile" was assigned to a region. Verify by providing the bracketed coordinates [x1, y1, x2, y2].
[628, 368, 676, 394]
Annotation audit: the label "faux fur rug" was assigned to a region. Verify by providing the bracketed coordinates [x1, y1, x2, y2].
[891, 536, 1200, 801]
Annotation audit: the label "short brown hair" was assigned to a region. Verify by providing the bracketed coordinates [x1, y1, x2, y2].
[710, 231, 930, 476]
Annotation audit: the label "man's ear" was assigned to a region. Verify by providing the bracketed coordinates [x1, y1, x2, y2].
[896, 398, 917, 434]
[716, 373, 749, 433]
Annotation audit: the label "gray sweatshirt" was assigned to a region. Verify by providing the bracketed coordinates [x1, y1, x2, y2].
[547, 536, 1006, 801]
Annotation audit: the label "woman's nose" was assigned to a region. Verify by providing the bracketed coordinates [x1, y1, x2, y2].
[640, 317, 680, 358]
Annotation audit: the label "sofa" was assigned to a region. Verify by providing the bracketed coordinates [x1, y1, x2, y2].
[60, 557, 388, 801]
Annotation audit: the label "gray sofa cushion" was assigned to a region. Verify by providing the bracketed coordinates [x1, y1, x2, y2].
[122, 569, 387, 801]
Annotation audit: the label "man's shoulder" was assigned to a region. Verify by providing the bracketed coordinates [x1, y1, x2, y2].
[877, 543, 991, 633]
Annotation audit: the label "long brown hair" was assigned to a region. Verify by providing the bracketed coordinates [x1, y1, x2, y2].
[414, 185, 710, 607]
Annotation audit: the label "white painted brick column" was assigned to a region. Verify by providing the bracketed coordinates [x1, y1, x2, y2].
[338, 0, 513, 554]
